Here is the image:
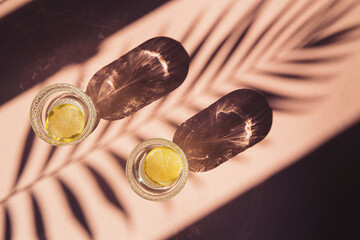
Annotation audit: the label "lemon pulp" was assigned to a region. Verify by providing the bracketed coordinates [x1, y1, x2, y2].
[144, 146, 183, 186]
[46, 103, 85, 142]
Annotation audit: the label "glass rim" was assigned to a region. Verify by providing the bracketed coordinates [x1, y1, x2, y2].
[126, 138, 189, 201]
[30, 83, 97, 146]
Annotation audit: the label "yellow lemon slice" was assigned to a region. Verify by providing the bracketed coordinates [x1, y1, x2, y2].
[46, 104, 85, 142]
[144, 146, 183, 186]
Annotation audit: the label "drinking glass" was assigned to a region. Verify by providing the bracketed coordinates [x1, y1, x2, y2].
[126, 138, 189, 201]
[30, 83, 98, 146]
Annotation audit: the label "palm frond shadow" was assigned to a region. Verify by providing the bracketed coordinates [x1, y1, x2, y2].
[40, 146, 58, 174]
[191, 0, 360, 112]
[2, 0, 360, 238]
[12, 126, 35, 189]
[298, 1, 359, 48]
[31, 193, 46, 240]
[188, 0, 239, 62]
[169, 0, 360, 169]
[108, 151, 127, 172]
[84, 164, 129, 218]
[3, 206, 11, 240]
[57, 178, 93, 239]
[187, 0, 266, 91]
[305, 23, 360, 48]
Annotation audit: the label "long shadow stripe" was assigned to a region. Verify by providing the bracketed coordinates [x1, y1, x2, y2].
[40, 146, 57, 173]
[4, 206, 12, 240]
[181, 10, 206, 44]
[209, 15, 255, 84]
[189, 0, 237, 62]
[108, 151, 127, 172]
[294, 0, 338, 48]
[97, 121, 114, 140]
[239, 82, 323, 113]
[256, 0, 314, 63]
[57, 178, 93, 238]
[281, 54, 348, 64]
[304, 1, 359, 47]
[84, 164, 129, 218]
[31, 193, 46, 240]
[257, 70, 330, 82]
[207, 1, 266, 86]
[305, 24, 360, 48]
[188, 0, 266, 93]
[12, 126, 35, 189]
[322, 1, 359, 28]
[235, 0, 294, 67]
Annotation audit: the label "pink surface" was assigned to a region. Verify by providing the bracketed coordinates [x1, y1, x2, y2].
[1, 0, 360, 239]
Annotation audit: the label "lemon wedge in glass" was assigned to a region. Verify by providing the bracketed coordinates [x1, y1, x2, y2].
[144, 146, 183, 186]
[46, 104, 85, 142]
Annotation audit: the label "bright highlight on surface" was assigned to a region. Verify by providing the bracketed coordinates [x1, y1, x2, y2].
[46, 104, 85, 142]
[144, 146, 183, 186]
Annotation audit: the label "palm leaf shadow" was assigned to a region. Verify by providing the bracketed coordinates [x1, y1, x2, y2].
[236, 0, 295, 67]
[305, 24, 360, 48]
[240, 1, 359, 111]
[188, 0, 239, 62]
[285, 54, 347, 64]
[180, 10, 206, 45]
[171, 0, 360, 170]
[192, 7, 256, 90]
[3, 206, 12, 240]
[12, 126, 35, 189]
[31, 193, 46, 240]
[108, 151, 127, 172]
[189, 0, 266, 90]
[300, 1, 360, 48]
[40, 146, 58, 173]
[84, 164, 129, 218]
[57, 178, 93, 238]
[96, 121, 114, 140]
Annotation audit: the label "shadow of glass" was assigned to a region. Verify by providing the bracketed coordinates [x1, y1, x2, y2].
[173, 89, 272, 172]
[86, 37, 190, 120]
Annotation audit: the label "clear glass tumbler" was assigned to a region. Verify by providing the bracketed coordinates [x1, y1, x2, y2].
[30, 83, 98, 146]
[126, 138, 189, 201]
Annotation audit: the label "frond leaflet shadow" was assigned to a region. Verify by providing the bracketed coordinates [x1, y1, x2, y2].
[57, 178, 93, 238]
[108, 151, 127, 172]
[4, 206, 12, 240]
[12, 126, 35, 189]
[31, 193, 46, 240]
[84, 164, 129, 218]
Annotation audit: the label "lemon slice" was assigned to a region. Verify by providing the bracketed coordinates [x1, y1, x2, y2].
[144, 146, 183, 186]
[46, 104, 85, 142]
